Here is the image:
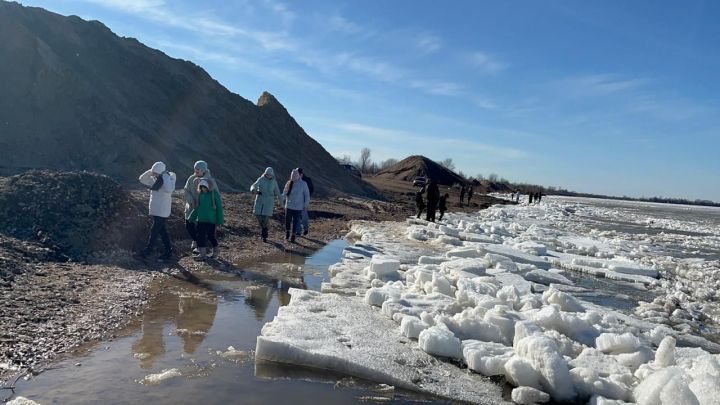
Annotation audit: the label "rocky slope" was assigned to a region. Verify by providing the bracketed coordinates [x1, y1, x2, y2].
[374, 155, 466, 186]
[0, 2, 377, 197]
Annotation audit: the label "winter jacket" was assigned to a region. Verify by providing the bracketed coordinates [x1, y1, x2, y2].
[427, 183, 440, 204]
[250, 175, 281, 217]
[188, 189, 224, 225]
[283, 179, 310, 211]
[183, 172, 218, 220]
[139, 170, 176, 218]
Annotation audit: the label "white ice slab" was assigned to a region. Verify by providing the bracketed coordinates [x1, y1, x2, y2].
[256, 289, 509, 404]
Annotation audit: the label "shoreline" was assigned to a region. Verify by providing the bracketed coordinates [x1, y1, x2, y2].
[1, 184, 505, 385]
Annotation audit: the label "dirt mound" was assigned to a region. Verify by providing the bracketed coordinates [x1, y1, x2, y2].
[0, 171, 146, 260]
[0, 2, 378, 198]
[374, 155, 466, 186]
[478, 180, 514, 193]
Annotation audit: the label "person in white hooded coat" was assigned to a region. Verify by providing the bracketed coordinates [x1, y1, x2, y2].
[138, 161, 176, 261]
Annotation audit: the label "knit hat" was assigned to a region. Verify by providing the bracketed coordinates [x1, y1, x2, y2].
[194, 160, 208, 174]
[198, 179, 209, 189]
[290, 168, 300, 182]
[264, 167, 274, 177]
[151, 162, 166, 174]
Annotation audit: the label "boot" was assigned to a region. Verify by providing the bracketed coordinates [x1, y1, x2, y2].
[262, 228, 268, 242]
[193, 247, 207, 262]
[210, 246, 219, 259]
[285, 230, 290, 241]
[158, 249, 174, 263]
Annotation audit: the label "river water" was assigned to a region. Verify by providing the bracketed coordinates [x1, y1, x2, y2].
[10, 240, 437, 404]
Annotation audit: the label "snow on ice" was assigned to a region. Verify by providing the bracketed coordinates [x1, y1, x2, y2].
[257, 196, 720, 404]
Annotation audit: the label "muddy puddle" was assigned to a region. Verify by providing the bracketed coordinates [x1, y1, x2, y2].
[9, 240, 438, 404]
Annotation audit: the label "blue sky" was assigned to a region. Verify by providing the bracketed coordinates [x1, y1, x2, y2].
[20, 0, 720, 201]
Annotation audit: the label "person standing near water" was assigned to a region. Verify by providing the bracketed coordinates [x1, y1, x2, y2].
[188, 179, 224, 261]
[438, 193, 449, 221]
[297, 168, 313, 236]
[467, 186, 474, 205]
[250, 167, 281, 243]
[415, 186, 426, 219]
[137, 161, 176, 262]
[459, 185, 466, 205]
[426, 179, 440, 222]
[283, 168, 310, 243]
[183, 160, 218, 252]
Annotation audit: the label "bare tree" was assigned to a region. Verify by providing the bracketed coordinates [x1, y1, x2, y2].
[488, 173, 499, 182]
[439, 158, 456, 171]
[358, 148, 372, 173]
[475, 173, 484, 180]
[379, 158, 398, 170]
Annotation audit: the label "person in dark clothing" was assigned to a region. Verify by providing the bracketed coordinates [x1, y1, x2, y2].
[467, 187, 474, 205]
[459, 185, 466, 205]
[297, 168, 314, 236]
[438, 193, 449, 221]
[537, 192, 543, 203]
[528, 192, 534, 204]
[426, 180, 440, 222]
[415, 186, 426, 219]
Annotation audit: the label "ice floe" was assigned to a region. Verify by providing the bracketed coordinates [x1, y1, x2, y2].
[258, 196, 720, 404]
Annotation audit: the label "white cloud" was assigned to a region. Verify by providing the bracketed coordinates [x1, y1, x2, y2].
[409, 79, 462, 96]
[554, 74, 650, 97]
[416, 33, 442, 53]
[468, 51, 506, 73]
[332, 122, 526, 159]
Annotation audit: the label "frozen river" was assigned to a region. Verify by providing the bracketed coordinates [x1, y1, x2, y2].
[8, 196, 720, 405]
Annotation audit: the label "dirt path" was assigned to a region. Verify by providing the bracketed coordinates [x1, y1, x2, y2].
[0, 179, 510, 386]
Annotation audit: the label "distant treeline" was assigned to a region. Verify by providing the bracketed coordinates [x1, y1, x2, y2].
[505, 183, 720, 208]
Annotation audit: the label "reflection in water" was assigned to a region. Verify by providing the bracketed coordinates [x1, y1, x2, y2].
[131, 288, 218, 368]
[177, 294, 218, 354]
[246, 285, 275, 321]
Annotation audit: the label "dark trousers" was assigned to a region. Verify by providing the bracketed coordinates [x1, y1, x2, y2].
[285, 209, 302, 236]
[196, 222, 217, 248]
[438, 209, 446, 221]
[426, 200, 438, 222]
[416, 204, 425, 219]
[185, 220, 197, 242]
[145, 216, 171, 254]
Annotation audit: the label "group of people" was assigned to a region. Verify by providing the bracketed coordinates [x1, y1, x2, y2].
[415, 179, 450, 223]
[509, 191, 543, 204]
[459, 185, 474, 206]
[136, 161, 313, 263]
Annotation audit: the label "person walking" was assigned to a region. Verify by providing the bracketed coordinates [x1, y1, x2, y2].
[467, 186, 474, 205]
[183, 161, 218, 252]
[137, 161, 176, 262]
[250, 167, 281, 242]
[188, 179, 224, 261]
[528, 192, 534, 204]
[438, 193, 449, 221]
[426, 179, 440, 222]
[537, 192, 543, 203]
[282, 168, 310, 243]
[459, 185, 466, 205]
[415, 186, 426, 219]
[297, 168, 314, 236]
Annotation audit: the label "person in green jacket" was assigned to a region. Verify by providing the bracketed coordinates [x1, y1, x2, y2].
[183, 160, 218, 252]
[250, 167, 281, 242]
[188, 179, 224, 261]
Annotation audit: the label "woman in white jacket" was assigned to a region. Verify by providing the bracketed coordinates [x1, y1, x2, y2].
[137, 161, 176, 261]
